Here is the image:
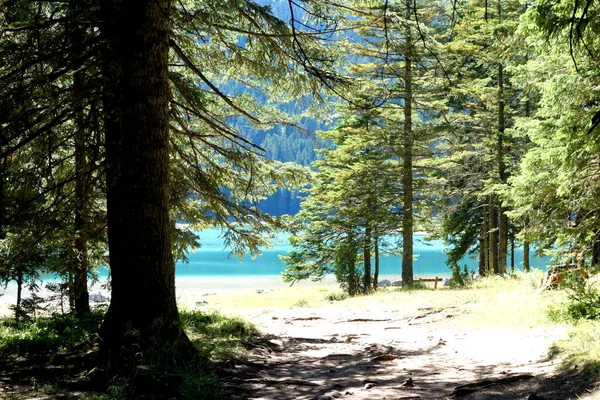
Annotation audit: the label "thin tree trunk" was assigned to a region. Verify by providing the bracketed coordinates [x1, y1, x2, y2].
[489, 198, 498, 274]
[374, 235, 379, 290]
[523, 101, 531, 273]
[363, 225, 372, 293]
[72, 12, 90, 313]
[479, 237, 486, 277]
[497, 59, 508, 275]
[68, 271, 75, 309]
[523, 240, 530, 272]
[510, 230, 515, 273]
[402, 1, 414, 286]
[99, 0, 196, 370]
[482, 204, 489, 276]
[0, 156, 6, 241]
[593, 242, 600, 266]
[15, 270, 23, 322]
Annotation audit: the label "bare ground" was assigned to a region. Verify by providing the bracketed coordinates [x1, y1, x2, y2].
[219, 303, 599, 400]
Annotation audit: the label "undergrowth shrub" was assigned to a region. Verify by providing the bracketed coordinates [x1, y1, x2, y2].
[324, 291, 349, 302]
[0, 310, 103, 358]
[180, 310, 259, 338]
[548, 273, 600, 322]
[448, 263, 471, 287]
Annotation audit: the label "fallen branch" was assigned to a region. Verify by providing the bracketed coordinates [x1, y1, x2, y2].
[371, 354, 403, 362]
[450, 374, 534, 397]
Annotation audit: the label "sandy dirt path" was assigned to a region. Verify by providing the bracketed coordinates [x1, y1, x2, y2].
[219, 303, 598, 400]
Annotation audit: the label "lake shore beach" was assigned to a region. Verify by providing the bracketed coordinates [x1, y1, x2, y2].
[0, 272, 453, 316]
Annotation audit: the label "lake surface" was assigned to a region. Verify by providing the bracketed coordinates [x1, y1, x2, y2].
[169, 229, 551, 278]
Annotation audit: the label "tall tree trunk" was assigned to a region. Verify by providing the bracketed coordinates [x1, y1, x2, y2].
[68, 271, 75, 310]
[374, 234, 379, 290]
[510, 230, 515, 273]
[99, 0, 196, 370]
[482, 205, 489, 276]
[0, 156, 6, 241]
[497, 59, 508, 275]
[523, 101, 531, 273]
[71, 11, 90, 313]
[523, 240, 530, 272]
[489, 198, 498, 274]
[402, 2, 414, 286]
[479, 237, 486, 277]
[593, 227, 600, 266]
[15, 270, 23, 322]
[363, 225, 372, 293]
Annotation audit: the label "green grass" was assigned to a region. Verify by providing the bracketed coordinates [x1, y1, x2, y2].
[0, 311, 104, 359]
[180, 309, 260, 362]
[549, 320, 600, 376]
[324, 291, 349, 302]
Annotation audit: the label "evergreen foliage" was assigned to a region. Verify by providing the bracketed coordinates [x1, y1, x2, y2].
[3, 0, 600, 393]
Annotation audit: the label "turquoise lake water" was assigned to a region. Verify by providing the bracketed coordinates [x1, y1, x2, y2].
[165, 229, 551, 278]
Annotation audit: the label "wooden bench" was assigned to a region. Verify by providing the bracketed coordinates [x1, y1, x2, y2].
[417, 277, 443, 289]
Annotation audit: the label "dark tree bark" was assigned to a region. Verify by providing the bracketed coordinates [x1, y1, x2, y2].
[482, 205, 489, 276]
[373, 234, 379, 290]
[15, 270, 23, 322]
[479, 237, 486, 277]
[71, 12, 90, 314]
[401, 1, 414, 286]
[592, 226, 600, 266]
[523, 240, 530, 272]
[510, 230, 515, 273]
[497, 61, 508, 275]
[489, 198, 498, 274]
[99, 0, 196, 369]
[0, 156, 6, 241]
[496, 0, 509, 275]
[363, 225, 372, 293]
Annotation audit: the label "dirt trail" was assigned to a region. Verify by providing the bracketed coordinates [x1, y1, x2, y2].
[220, 303, 598, 400]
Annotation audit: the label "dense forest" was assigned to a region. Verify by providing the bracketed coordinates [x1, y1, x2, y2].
[1, 0, 600, 398]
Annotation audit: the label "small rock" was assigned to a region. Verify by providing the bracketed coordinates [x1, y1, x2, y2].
[401, 378, 414, 387]
[256, 289, 264, 294]
[89, 293, 108, 303]
[364, 382, 376, 389]
[268, 339, 283, 349]
[316, 390, 343, 400]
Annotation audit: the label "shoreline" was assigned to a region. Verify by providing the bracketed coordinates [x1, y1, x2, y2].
[0, 273, 451, 316]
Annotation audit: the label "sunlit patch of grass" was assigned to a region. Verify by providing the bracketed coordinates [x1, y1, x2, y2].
[324, 291, 348, 302]
[293, 298, 310, 307]
[450, 272, 566, 331]
[180, 310, 260, 361]
[194, 286, 332, 311]
[550, 320, 600, 376]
